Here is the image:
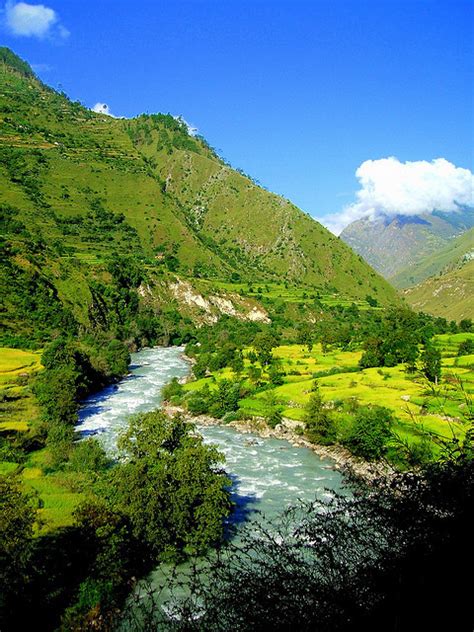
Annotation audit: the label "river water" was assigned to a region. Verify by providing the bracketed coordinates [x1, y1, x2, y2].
[77, 346, 346, 624]
[77, 347, 345, 523]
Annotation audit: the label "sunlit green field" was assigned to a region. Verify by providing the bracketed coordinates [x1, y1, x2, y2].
[22, 450, 86, 534]
[191, 279, 376, 309]
[0, 347, 84, 533]
[435, 333, 474, 357]
[183, 334, 474, 458]
[0, 347, 42, 432]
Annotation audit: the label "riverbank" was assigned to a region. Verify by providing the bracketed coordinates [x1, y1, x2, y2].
[162, 403, 395, 482]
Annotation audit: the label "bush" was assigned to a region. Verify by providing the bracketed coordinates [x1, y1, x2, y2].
[406, 437, 434, 467]
[161, 377, 184, 402]
[267, 408, 283, 429]
[68, 439, 109, 473]
[303, 387, 336, 445]
[345, 405, 393, 460]
[221, 410, 242, 424]
[188, 396, 210, 416]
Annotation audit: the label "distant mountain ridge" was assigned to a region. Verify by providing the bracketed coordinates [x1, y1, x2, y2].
[402, 229, 473, 320]
[392, 227, 474, 289]
[340, 208, 473, 283]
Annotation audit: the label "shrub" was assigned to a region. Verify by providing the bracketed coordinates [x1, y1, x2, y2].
[345, 405, 393, 460]
[221, 411, 242, 424]
[267, 408, 283, 429]
[187, 396, 210, 416]
[161, 377, 184, 402]
[68, 439, 109, 473]
[303, 387, 336, 445]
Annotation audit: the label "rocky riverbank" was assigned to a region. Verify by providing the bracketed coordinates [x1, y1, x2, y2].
[162, 404, 395, 482]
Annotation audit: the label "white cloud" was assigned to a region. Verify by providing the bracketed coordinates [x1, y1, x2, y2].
[31, 62, 51, 72]
[4, 1, 69, 39]
[174, 115, 198, 136]
[91, 102, 116, 117]
[322, 157, 474, 234]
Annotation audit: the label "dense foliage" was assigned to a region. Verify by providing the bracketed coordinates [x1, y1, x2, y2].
[0, 412, 231, 630]
[126, 454, 474, 631]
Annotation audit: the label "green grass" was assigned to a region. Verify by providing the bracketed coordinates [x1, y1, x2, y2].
[0, 347, 42, 432]
[183, 335, 473, 462]
[0, 348, 85, 533]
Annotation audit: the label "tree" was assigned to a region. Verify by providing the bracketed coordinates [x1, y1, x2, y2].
[0, 476, 36, 628]
[346, 405, 393, 460]
[296, 324, 314, 352]
[421, 344, 442, 384]
[210, 379, 242, 418]
[268, 363, 284, 386]
[229, 350, 244, 375]
[253, 331, 279, 366]
[457, 339, 474, 356]
[358, 308, 422, 369]
[459, 319, 473, 333]
[303, 385, 336, 445]
[113, 411, 231, 557]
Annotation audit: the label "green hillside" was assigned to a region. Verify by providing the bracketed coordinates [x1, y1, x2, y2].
[403, 258, 474, 321]
[392, 228, 474, 289]
[0, 47, 399, 346]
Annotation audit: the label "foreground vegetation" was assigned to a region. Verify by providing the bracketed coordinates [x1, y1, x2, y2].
[0, 411, 230, 631]
[125, 450, 474, 631]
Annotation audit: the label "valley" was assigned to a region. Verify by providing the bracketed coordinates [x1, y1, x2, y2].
[0, 44, 472, 632]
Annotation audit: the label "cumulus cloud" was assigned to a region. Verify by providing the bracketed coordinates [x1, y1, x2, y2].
[323, 157, 474, 234]
[4, 1, 69, 39]
[91, 102, 117, 117]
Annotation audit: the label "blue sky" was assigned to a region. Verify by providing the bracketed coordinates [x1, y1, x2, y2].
[1, 0, 473, 232]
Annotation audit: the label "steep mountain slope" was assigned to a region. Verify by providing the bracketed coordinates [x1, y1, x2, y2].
[403, 258, 473, 321]
[340, 210, 473, 280]
[400, 228, 473, 320]
[128, 116, 389, 295]
[0, 48, 400, 344]
[392, 228, 474, 289]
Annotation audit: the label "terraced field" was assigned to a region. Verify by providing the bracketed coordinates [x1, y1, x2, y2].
[0, 347, 84, 532]
[0, 347, 42, 433]
[183, 334, 474, 461]
[194, 280, 377, 308]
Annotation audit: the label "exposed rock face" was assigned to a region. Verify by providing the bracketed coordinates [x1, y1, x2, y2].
[169, 279, 270, 325]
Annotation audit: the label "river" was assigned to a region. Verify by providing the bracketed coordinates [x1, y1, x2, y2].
[77, 347, 346, 623]
[77, 347, 345, 522]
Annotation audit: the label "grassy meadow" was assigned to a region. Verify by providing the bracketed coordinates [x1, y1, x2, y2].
[183, 333, 474, 463]
[0, 348, 84, 533]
